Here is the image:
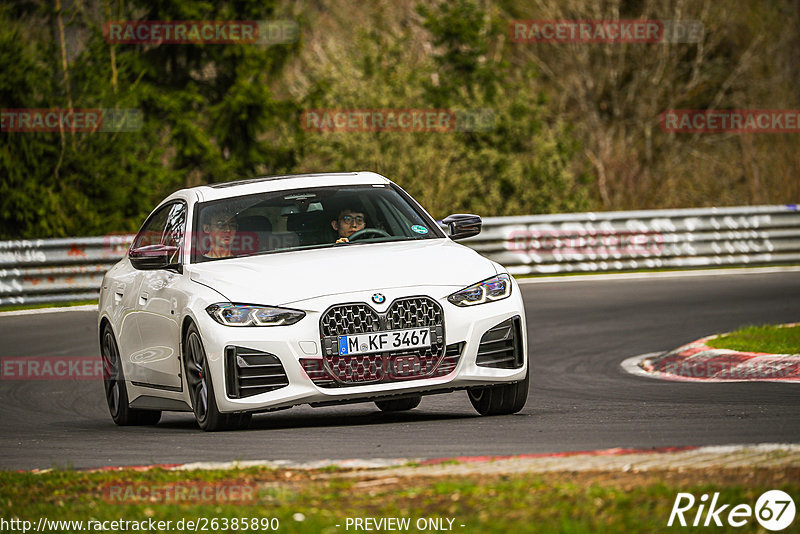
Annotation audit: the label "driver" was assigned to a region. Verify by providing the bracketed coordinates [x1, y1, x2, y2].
[331, 207, 367, 243]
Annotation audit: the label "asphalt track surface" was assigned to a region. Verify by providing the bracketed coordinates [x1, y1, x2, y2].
[1, 271, 798, 470]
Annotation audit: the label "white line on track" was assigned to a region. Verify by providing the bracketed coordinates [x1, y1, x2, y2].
[516, 265, 800, 284]
[0, 304, 98, 317]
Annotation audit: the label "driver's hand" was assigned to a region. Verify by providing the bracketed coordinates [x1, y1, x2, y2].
[335, 237, 349, 243]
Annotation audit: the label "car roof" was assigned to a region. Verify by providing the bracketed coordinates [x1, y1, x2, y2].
[168, 171, 393, 203]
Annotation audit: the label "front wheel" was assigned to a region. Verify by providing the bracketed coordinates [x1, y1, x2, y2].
[183, 323, 251, 431]
[467, 368, 529, 416]
[100, 324, 161, 426]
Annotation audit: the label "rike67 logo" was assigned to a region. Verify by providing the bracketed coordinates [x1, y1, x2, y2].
[668, 490, 796, 531]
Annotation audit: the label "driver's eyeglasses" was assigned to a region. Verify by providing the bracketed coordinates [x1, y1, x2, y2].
[211, 221, 237, 230]
[340, 215, 365, 225]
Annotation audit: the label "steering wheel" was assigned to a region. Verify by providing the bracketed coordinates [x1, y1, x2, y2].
[346, 228, 391, 241]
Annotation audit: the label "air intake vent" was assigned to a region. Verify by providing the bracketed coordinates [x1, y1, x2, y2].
[225, 346, 289, 398]
[476, 316, 523, 369]
[435, 342, 464, 376]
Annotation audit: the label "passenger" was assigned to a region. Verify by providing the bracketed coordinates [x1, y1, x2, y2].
[331, 208, 367, 243]
[201, 206, 238, 258]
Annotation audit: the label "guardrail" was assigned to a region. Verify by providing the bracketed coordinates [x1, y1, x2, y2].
[0, 235, 134, 306]
[1, 205, 798, 306]
[464, 204, 800, 275]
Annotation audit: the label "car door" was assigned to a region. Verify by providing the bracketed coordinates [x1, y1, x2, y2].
[128, 202, 187, 390]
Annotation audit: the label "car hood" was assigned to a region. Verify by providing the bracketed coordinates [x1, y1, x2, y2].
[187, 239, 497, 306]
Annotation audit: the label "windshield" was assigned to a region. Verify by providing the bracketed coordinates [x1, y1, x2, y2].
[191, 184, 444, 262]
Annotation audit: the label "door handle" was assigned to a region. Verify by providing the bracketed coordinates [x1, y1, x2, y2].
[139, 292, 149, 305]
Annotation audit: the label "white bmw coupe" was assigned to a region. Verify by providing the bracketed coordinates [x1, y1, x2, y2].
[98, 172, 529, 430]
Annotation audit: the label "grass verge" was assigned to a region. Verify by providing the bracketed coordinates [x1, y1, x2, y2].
[706, 324, 800, 354]
[1, 466, 797, 533]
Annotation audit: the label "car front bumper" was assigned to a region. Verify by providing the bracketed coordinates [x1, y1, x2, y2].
[192, 284, 528, 413]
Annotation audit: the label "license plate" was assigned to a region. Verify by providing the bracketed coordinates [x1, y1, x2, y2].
[338, 328, 431, 356]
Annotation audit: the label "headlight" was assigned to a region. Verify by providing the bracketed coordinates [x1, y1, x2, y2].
[447, 274, 512, 307]
[206, 303, 305, 326]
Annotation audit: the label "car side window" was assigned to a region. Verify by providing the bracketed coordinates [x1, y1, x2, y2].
[132, 202, 187, 264]
[163, 203, 186, 263]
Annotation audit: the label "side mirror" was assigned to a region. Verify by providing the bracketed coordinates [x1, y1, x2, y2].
[439, 214, 482, 240]
[129, 244, 180, 271]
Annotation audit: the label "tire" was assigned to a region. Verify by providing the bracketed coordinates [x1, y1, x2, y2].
[467, 367, 529, 416]
[374, 395, 422, 412]
[100, 324, 161, 426]
[183, 323, 251, 431]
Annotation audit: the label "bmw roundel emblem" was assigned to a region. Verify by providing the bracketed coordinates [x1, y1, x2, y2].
[372, 293, 386, 304]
